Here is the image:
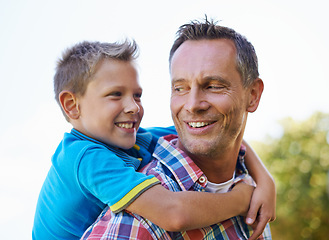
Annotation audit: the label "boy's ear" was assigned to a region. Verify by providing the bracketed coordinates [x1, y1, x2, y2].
[246, 78, 264, 113]
[59, 91, 80, 120]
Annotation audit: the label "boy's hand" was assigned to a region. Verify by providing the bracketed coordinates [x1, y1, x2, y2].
[231, 180, 255, 216]
[245, 181, 276, 240]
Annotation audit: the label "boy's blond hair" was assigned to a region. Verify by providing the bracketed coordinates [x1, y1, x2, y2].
[54, 40, 139, 121]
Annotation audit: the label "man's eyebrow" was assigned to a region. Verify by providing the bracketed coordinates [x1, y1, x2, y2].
[204, 76, 231, 86]
[171, 78, 187, 84]
[171, 76, 231, 86]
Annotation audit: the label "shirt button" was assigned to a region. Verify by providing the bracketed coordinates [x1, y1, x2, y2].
[199, 176, 206, 183]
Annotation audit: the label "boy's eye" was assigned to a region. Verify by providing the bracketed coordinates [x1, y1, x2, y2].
[134, 93, 142, 100]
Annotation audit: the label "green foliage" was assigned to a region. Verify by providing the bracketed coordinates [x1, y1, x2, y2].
[253, 112, 329, 240]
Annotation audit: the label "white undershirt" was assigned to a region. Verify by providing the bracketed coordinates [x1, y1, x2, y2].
[205, 173, 235, 193]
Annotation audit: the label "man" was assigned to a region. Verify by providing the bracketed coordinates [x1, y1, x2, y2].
[82, 18, 274, 239]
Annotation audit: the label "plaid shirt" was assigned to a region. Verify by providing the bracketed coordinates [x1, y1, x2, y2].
[82, 135, 272, 240]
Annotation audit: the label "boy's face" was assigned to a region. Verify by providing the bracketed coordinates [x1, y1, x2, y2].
[75, 59, 144, 149]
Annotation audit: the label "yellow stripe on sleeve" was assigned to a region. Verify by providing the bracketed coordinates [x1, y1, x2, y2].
[133, 144, 140, 150]
[110, 177, 160, 213]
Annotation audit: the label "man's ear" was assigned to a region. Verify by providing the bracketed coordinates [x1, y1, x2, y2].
[247, 78, 264, 113]
[59, 91, 80, 120]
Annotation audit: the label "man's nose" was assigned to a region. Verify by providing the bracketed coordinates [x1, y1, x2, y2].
[124, 97, 140, 114]
[184, 88, 210, 113]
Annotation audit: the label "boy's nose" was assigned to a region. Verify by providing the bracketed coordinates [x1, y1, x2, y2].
[124, 98, 140, 114]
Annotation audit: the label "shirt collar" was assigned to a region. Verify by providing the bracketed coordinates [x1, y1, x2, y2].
[153, 135, 205, 191]
[70, 128, 153, 170]
[71, 128, 152, 150]
[153, 135, 249, 191]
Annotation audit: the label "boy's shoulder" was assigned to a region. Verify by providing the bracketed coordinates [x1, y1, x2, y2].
[63, 131, 106, 148]
[59, 130, 117, 158]
[138, 126, 176, 137]
[137, 126, 176, 154]
[54, 130, 125, 169]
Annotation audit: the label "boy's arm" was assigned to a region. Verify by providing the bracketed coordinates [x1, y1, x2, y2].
[242, 139, 276, 240]
[79, 146, 252, 232]
[126, 182, 254, 232]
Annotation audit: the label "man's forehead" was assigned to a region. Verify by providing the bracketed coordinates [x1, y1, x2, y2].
[172, 39, 236, 58]
[170, 39, 239, 82]
[171, 39, 236, 69]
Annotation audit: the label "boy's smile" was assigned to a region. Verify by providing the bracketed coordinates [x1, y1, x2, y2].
[73, 58, 144, 149]
[115, 122, 136, 130]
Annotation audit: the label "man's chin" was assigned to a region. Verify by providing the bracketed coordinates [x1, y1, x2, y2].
[181, 140, 218, 157]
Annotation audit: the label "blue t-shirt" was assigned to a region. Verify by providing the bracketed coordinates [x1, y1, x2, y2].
[32, 126, 176, 240]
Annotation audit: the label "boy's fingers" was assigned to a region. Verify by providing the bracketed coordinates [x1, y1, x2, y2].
[248, 218, 268, 240]
[245, 202, 259, 225]
[246, 217, 254, 225]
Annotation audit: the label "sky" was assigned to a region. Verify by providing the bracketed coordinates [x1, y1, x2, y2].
[0, 0, 328, 239]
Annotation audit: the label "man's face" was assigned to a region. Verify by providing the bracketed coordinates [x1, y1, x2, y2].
[170, 39, 250, 158]
[75, 59, 144, 149]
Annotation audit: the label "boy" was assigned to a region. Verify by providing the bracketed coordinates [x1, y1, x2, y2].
[32, 40, 275, 239]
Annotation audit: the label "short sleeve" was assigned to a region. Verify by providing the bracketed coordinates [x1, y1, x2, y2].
[77, 146, 160, 213]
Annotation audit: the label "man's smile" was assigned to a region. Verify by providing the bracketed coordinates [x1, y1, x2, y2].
[187, 121, 216, 128]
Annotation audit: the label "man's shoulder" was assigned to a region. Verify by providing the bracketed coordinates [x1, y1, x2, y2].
[140, 159, 172, 181]
[81, 207, 155, 240]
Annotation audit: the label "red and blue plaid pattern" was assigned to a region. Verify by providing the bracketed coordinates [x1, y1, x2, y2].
[82, 135, 271, 239]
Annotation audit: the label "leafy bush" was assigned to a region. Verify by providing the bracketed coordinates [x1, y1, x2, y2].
[253, 112, 329, 239]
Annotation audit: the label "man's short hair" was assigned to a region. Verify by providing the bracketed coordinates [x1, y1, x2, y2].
[169, 17, 259, 87]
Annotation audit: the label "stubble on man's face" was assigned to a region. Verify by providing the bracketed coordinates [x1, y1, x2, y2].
[170, 39, 249, 160]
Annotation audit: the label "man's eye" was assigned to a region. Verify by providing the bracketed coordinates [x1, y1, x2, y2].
[174, 86, 184, 92]
[208, 85, 224, 90]
[107, 92, 122, 97]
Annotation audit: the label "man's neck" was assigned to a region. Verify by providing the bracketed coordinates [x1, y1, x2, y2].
[184, 142, 241, 184]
